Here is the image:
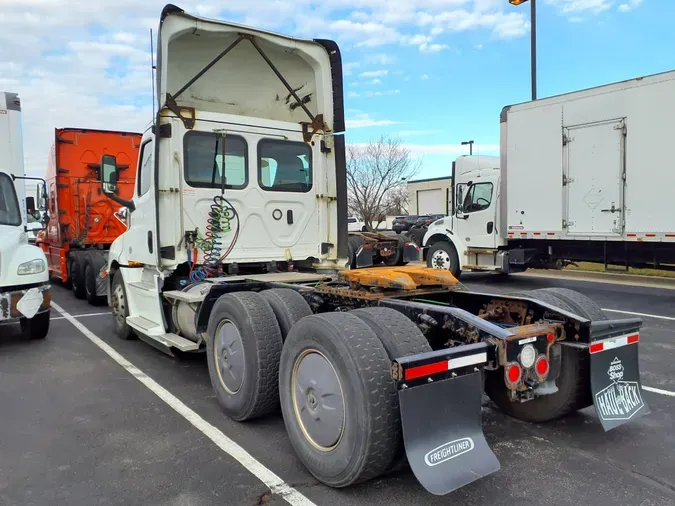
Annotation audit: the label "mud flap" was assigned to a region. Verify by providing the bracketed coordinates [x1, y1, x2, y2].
[399, 371, 500, 495]
[589, 321, 649, 431]
[355, 244, 374, 268]
[402, 242, 421, 263]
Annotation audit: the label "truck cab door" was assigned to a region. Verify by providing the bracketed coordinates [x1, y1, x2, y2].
[454, 180, 497, 249]
[123, 138, 158, 266]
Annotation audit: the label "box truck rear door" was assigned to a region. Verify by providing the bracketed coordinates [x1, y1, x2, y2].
[564, 119, 625, 236]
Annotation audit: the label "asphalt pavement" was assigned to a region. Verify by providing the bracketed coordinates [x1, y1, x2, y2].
[1, 273, 674, 506]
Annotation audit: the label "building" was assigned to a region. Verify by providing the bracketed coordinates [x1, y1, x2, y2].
[407, 176, 453, 216]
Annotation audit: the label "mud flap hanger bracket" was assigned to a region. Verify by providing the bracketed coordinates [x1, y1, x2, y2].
[163, 32, 327, 141]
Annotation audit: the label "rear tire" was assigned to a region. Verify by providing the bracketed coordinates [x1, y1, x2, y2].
[383, 236, 407, 266]
[259, 288, 312, 341]
[20, 311, 50, 340]
[206, 292, 283, 421]
[70, 255, 86, 300]
[485, 288, 595, 421]
[279, 312, 399, 488]
[84, 259, 105, 306]
[347, 236, 365, 269]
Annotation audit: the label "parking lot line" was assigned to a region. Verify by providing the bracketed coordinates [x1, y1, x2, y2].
[602, 308, 675, 322]
[51, 311, 111, 321]
[643, 386, 675, 397]
[50, 302, 316, 506]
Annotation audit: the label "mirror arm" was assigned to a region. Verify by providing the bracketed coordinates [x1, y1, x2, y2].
[107, 194, 136, 212]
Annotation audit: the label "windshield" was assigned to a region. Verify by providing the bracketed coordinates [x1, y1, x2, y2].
[0, 173, 21, 226]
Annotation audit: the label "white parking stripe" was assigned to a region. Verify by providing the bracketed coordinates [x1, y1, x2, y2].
[51, 311, 111, 321]
[602, 308, 675, 322]
[51, 302, 316, 506]
[643, 386, 675, 397]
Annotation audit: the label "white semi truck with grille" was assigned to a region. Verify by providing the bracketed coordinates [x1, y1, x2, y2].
[0, 92, 51, 339]
[424, 70, 675, 277]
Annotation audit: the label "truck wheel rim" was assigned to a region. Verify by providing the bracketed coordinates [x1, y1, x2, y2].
[214, 320, 245, 395]
[291, 349, 345, 451]
[111, 283, 126, 327]
[431, 249, 451, 270]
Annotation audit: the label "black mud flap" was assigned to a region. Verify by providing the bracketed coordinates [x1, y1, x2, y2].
[402, 242, 421, 263]
[399, 371, 500, 495]
[355, 244, 374, 268]
[589, 320, 649, 431]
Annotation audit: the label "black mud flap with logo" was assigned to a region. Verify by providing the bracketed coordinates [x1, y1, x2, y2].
[589, 319, 649, 431]
[394, 343, 500, 495]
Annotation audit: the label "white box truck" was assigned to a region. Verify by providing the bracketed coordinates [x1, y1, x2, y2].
[0, 91, 51, 339]
[423, 70, 675, 277]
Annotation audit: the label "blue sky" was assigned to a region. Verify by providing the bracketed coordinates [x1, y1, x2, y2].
[0, 0, 671, 179]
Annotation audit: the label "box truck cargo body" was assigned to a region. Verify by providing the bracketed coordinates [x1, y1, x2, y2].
[423, 70, 675, 276]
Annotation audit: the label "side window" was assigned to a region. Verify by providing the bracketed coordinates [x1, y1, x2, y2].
[184, 132, 247, 189]
[259, 139, 312, 193]
[462, 183, 493, 213]
[137, 141, 153, 196]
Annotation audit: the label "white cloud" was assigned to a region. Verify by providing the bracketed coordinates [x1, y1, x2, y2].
[543, 0, 612, 15]
[359, 69, 389, 78]
[343, 62, 361, 76]
[419, 42, 449, 53]
[371, 78, 382, 84]
[618, 0, 644, 12]
[421, 74, 429, 80]
[366, 53, 396, 65]
[347, 91, 360, 98]
[346, 113, 401, 129]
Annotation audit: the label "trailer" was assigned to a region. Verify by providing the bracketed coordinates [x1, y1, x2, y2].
[36, 128, 141, 304]
[0, 92, 51, 339]
[423, 71, 675, 277]
[98, 5, 649, 496]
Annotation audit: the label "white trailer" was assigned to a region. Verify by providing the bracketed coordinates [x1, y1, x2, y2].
[0, 92, 51, 338]
[423, 70, 675, 277]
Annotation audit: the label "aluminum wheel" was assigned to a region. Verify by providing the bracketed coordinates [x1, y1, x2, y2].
[111, 282, 126, 328]
[292, 349, 345, 451]
[214, 320, 246, 394]
[431, 249, 451, 270]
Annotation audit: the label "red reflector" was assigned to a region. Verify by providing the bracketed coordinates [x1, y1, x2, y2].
[627, 334, 639, 344]
[546, 332, 555, 342]
[589, 342, 604, 354]
[405, 360, 448, 381]
[536, 356, 549, 376]
[507, 363, 521, 383]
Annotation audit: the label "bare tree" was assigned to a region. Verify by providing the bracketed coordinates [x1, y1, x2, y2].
[347, 135, 421, 230]
[383, 186, 409, 216]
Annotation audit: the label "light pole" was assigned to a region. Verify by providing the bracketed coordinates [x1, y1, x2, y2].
[461, 140, 474, 155]
[509, 0, 537, 101]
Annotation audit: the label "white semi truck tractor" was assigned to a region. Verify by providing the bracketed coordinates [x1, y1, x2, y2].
[0, 91, 51, 339]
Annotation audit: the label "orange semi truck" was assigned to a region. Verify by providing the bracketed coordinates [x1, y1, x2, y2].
[36, 128, 141, 304]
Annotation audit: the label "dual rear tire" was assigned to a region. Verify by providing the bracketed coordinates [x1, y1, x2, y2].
[205, 289, 430, 488]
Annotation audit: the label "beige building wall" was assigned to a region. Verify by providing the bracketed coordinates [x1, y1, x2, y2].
[407, 177, 453, 216]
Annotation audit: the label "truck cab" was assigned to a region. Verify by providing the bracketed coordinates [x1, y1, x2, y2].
[100, 5, 346, 347]
[423, 155, 503, 276]
[0, 92, 51, 339]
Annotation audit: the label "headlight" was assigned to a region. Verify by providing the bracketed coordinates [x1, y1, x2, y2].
[17, 258, 46, 275]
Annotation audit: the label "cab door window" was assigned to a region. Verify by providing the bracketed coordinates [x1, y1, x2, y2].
[462, 183, 493, 213]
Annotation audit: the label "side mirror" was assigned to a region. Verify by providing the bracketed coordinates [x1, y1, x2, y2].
[26, 196, 36, 214]
[101, 154, 119, 195]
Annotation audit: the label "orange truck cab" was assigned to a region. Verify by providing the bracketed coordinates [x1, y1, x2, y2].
[36, 128, 141, 304]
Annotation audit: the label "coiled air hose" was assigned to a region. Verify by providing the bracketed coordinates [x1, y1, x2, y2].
[189, 195, 239, 283]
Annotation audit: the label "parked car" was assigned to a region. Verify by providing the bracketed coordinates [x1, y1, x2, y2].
[392, 215, 418, 234]
[415, 214, 445, 227]
[348, 216, 367, 232]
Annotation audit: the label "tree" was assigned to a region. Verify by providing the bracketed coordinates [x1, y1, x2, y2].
[346, 135, 421, 230]
[383, 186, 409, 216]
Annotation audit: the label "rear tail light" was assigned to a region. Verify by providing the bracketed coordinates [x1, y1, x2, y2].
[506, 363, 521, 384]
[535, 355, 549, 377]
